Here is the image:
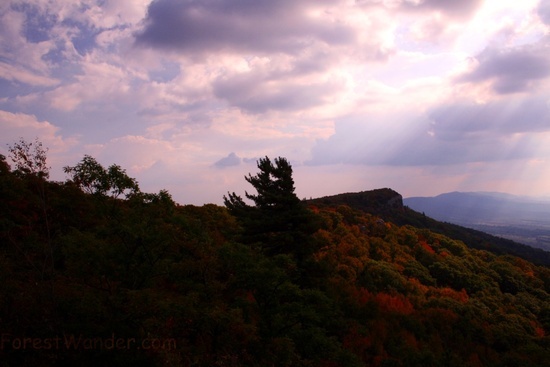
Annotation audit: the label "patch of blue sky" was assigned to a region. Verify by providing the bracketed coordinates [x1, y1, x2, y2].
[62, 20, 99, 56]
[148, 61, 180, 83]
[14, 3, 57, 44]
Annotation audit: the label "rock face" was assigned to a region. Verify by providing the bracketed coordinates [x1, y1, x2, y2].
[308, 188, 404, 213]
[385, 191, 404, 210]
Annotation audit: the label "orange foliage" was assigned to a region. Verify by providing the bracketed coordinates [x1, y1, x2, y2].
[309, 205, 320, 213]
[401, 330, 418, 350]
[374, 292, 414, 315]
[530, 320, 545, 337]
[343, 325, 373, 354]
[513, 257, 535, 276]
[245, 290, 256, 303]
[535, 326, 545, 338]
[419, 241, 435, 254]
[468, 353, 483, 367]
[408, 277, 429, 293]
[348, 287, 372, 306]
[433, 287, 469, 303]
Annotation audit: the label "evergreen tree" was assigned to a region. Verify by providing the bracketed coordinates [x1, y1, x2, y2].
[224, 156, 319, 257]
[242, 156, 300, 211]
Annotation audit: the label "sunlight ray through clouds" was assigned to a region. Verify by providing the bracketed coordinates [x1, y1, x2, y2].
[1, 0, 549, 204]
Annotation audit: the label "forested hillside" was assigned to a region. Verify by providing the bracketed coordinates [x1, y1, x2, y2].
[1, 147, 549, 366]
[310, 190, 550, 267]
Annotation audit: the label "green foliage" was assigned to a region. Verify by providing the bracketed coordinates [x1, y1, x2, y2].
[224, 156, 320, 261]
[224, 156, 299, 215]
[64, 155, 139, 199]
[2, 148, 550, 366]
[403, 261, 436, 286]
[244, 156, 300, 210]
[359, 260, 408, 293]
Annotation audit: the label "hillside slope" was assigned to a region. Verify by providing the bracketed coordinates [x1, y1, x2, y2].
[2, 155, 550, 367]
[309, 189, 550, 267]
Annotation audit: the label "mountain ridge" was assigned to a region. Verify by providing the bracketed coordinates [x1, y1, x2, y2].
[308, 188, 550, 267]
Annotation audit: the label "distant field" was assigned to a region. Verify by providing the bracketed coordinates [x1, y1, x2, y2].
[404, 192, 550, 251]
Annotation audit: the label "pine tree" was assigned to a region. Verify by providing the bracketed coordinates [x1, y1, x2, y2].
[224, 156, 318, 256]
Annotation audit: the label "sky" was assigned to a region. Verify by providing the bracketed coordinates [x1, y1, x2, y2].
[1, 0, 550, 205]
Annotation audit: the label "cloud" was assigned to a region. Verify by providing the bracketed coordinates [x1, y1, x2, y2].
[538, 0, 550, 25]
[43, 60, 133, 111]
[358, 0, 483, 20]
[3, 0, 550, 203]
[308, 93, 550, 167]
[132, 0, 397, 115]
[134, 0, 355, 56]
[307, 114, 414, 166]
[458, 43, 550, 94]
[214, 152, 241, 168]
[401, 0, 483, 19]
[0, 61, 59, 87]
[212, 68, 343, 113]
[0, 110, 59, 142]
[0, 4, 59, 86]
[0, 109, 79, 178]
[428, 97, 550, 137]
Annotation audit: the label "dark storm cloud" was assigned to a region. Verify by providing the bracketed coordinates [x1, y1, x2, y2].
[459, 44, 550, 94]
[214, 152, 241, 168]
[308, 96, 549, 167]
[134, 0, 354, 55]
[212, 72, 341, 113]
[214, 82, 329, 113]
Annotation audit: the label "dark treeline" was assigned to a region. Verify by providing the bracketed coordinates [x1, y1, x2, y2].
[1, 144, 549, 366]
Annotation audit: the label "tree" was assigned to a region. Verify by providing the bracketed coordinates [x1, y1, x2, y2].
[0, 154, 10, 175]
[7, 137, 50, 179]
[243, 156, 300, 210]
[6, 139, 54, 279]
[224, 156, 319, 257]
[64, 155, 139, 199]
[225, 156, 299, 212]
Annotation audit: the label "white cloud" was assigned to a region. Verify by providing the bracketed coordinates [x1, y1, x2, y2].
[0, 61, 59, 86]
[0, 110, 78, 178]
[0, 5, 58, 85]
[2, 0, 550, 204]
[42, 58, 133, 111]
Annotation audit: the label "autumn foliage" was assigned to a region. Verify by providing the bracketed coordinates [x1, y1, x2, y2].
[1, 150, 550, 366]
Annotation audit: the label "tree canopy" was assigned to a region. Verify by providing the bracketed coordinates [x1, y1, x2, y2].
[224, 156, 300, 212]
[2, 142, 550, 367]
[64, 155, 139, 199]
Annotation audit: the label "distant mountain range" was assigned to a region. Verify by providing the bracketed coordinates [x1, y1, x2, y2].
[404, 192, 550, 251]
